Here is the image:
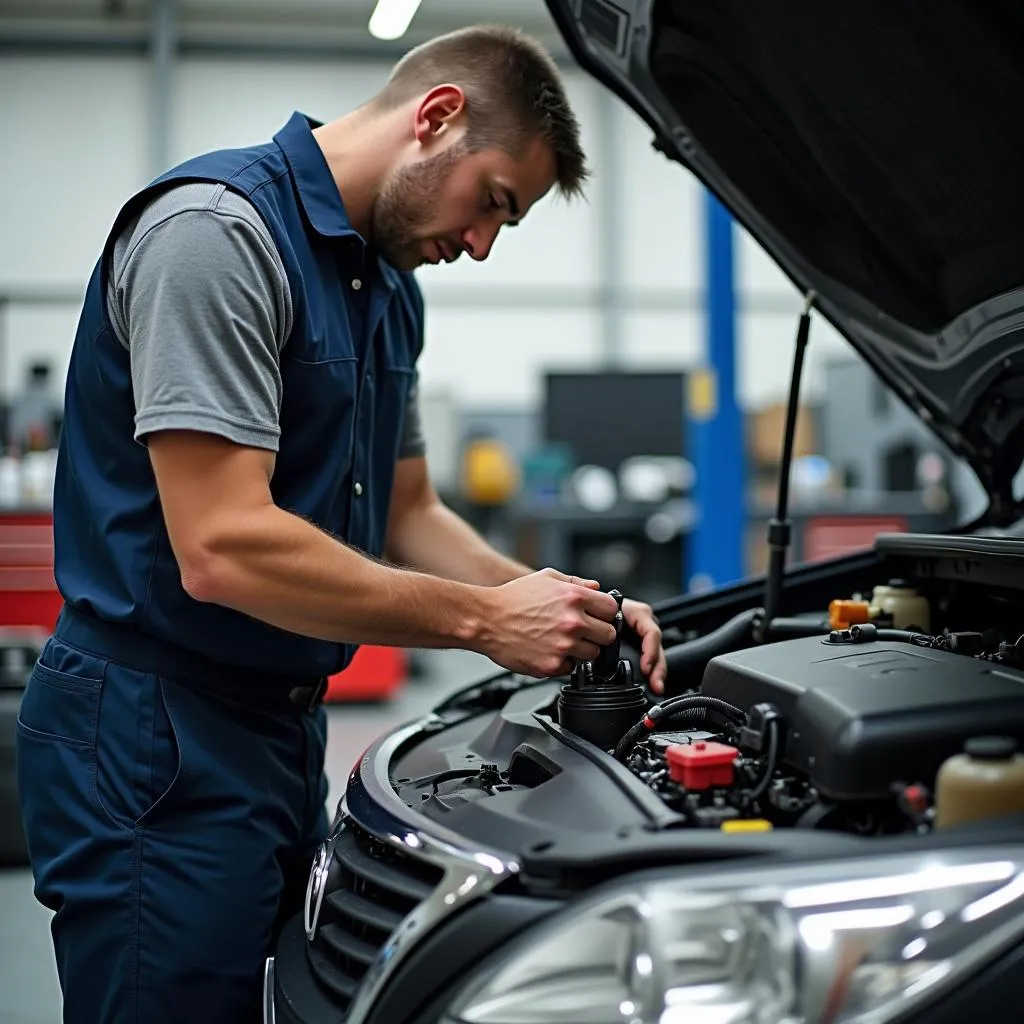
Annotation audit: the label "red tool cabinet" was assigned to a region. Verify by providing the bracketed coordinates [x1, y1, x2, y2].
[0, 510, 405, 702]
[0, 511, 63, 631]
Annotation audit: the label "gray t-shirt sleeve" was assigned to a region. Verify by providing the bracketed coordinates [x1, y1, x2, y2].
[107, 182, 292, 450]
[398, 373, 426, 459]
[107, 180, 426, 460]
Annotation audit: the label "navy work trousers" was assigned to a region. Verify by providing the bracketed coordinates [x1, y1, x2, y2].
[15, 623, 329, 1024]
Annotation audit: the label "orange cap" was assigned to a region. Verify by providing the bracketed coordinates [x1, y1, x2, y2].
[829, 599, 870, 630]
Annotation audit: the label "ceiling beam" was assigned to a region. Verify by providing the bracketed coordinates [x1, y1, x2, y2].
[0, 3, 571, 60]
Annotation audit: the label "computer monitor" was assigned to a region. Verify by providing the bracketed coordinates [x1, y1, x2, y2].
[542, 370, 687, 472]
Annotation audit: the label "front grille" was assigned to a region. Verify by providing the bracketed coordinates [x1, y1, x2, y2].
[308, 822, 444, 1014]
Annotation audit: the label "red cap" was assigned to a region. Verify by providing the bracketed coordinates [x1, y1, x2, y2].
[666, 741, 739, 791]
[903, 784, 929, 816]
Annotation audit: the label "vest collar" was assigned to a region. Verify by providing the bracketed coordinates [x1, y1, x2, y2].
[274, 111, 400, 291]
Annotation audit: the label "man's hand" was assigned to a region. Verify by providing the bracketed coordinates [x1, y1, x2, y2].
[622, 597, 666, 693]
[478, 568, 620, 678]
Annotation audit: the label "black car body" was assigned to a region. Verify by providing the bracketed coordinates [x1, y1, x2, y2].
[269, 3, 1024, 1021]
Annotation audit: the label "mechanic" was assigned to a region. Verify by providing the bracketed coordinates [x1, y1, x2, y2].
[16, 23, 666, 1024]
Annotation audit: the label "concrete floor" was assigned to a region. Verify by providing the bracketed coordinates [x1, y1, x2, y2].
[0, 648, 492, 1023]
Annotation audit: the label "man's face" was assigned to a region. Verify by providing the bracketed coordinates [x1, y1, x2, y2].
[370, 132, 557, 271]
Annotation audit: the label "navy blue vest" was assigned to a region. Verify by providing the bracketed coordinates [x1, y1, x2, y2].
[53, 112, 424, 679]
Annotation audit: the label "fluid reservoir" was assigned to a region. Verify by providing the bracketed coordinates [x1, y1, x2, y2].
[868, 584, 891, 622]
[935, 736, 1024, 830]
[872, 579, 930, 631]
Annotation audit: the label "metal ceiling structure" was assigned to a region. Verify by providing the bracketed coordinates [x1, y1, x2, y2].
[0, 0, 569, 59]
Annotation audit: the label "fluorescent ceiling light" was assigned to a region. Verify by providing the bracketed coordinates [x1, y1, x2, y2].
[368, 0, 424, 41]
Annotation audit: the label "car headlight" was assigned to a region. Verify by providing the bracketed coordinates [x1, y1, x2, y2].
[444, 847, 1024, 1024]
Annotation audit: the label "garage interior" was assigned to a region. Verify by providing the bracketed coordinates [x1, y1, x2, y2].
[0, 1, 999, 1021]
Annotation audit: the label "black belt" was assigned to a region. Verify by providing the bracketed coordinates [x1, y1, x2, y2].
[54, 605, 328, 713]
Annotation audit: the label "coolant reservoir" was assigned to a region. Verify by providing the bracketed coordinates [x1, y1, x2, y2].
[871, 579, 930, 630]
[936, 737, 1024, 830]
[868, 583, 893, 623]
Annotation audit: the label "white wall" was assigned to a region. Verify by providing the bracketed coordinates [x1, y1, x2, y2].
[0, 57, 151, 291]
[0, 49, 847, 410]
[0, 56, 150, 398]
[618, 103, 703, 294]
[170, 58, 389, 161]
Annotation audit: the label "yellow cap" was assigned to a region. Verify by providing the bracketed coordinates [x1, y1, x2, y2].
[720, 819, 774, 833]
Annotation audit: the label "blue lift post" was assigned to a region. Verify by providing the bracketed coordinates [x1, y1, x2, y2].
[686, 190, 745, 591]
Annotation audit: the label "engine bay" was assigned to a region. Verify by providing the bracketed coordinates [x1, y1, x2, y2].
[623, 628, 1024, 837]
[395, 535, 1024, 851]
[602, 562, 1024, 838]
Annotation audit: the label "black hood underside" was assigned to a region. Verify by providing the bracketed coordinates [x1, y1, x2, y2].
[649, 1, 1024, 333]
[548, 0, 1024, 514]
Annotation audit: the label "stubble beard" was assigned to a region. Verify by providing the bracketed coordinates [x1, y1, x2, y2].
[370, 141, 468, 270]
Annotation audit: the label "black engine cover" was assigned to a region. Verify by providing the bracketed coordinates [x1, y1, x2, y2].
[701, 636, 1024, 800]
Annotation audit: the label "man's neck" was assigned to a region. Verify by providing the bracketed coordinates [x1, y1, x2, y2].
[312, 109, 396, 242]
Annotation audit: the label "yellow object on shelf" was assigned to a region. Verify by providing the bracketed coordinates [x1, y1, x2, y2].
[461, 437, 520, 506]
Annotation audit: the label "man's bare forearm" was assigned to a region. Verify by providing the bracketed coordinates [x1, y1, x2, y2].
[386, 499, 533, 586]
[182, 503, 494, 649]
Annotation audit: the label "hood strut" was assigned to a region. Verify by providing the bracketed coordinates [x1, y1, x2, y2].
[761, 292, 815, 634]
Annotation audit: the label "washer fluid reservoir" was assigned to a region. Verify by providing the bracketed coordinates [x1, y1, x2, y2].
[936, 737, 1024, 829]
[871, 579, 930, 631]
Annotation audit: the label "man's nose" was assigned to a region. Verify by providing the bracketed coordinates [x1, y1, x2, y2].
[461, 222, 500, 262]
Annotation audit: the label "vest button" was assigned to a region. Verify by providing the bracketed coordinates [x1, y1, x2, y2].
[354, 482, 363, 496]
[351, 278, 362, 291]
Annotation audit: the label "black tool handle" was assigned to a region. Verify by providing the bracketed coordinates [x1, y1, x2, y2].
[591, 589, 624, 682]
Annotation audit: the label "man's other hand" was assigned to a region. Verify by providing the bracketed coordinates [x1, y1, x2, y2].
[622, 597, 666, 694]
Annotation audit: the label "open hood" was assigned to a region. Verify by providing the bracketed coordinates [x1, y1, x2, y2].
[546, 0, 1024, 522]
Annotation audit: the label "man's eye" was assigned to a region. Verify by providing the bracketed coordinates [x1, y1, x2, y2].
[488, 193, 501, 210]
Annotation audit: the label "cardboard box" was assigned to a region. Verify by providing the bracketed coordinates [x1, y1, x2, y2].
[746, 403, 819, 468]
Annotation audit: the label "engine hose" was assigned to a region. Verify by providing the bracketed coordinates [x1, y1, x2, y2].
[655, 693, 748, 721]
[614, 721, 654, 762]
[664, 608, 760, 688]
[660, 706, 742, 733]
[616, 706, 707, 755]
[613, 695, 747, 762]
[763, 616, 831, 639]
[747, 719, 780, 802]
[848, 623, 935, 645]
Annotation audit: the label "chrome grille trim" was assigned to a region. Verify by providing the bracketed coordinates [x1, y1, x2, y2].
[306, 715, 521, 1024]
[262, 957, 276, 1024]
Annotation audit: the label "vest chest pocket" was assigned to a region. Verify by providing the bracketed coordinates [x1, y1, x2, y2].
[376, 364, 416, 463]
[275, 355, 359, 528]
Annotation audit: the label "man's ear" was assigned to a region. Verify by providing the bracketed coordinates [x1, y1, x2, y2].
[413, 84, 467, 144]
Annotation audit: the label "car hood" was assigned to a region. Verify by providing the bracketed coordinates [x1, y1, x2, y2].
[546, 0, 1024, 519]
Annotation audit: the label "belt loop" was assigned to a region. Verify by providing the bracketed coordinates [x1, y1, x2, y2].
[309, 677, 328, 712]
[290, 677, 328, 713]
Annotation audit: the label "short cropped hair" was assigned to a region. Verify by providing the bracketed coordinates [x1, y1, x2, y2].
[373, 25, 589, 199]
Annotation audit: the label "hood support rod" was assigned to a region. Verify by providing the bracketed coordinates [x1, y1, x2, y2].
[761, 291, 815, 635]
